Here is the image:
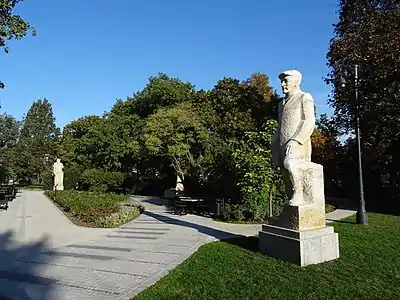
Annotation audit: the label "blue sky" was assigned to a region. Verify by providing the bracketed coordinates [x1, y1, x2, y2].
[1, 0, 339, 129]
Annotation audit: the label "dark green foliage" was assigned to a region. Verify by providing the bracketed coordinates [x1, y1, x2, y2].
[0, 113, 20, 179]
[111, 73, 196, 118]
[79, 169, 126, 192]
[133, 213, 400, 300]
[59, 114, 142, 173]
[14, 99, 60, 182]
[63, 163, 84, 190]
[41, 170, 53, 190]
[0, 166, 8, 183]
[191, 77, 285, 222]
[0, 113, 20, 149]
[222, 120, 287, 222]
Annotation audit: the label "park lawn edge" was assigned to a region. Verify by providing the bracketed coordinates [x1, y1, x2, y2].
[131, 212, 400, 300]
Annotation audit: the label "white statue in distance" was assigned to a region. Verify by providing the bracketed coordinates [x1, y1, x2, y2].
[53, 158, 64, 190]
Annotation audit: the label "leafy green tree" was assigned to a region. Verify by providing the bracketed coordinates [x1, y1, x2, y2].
[111, 73, 196, 118]
[241, 72, 282, 123]
[0, 113, 20, 180]
[195, 75, 276, 140]
[1, 0, 36, 88]
[206, 77, 257, 138]
[191, 74, 281, 202]
[325, 0, 400, 208]
[80, 115, 142, 171]
[60, 114, 142, 172]
[15, 98, 60, 181]
[58, 115, 103, 168]
[143, 102, 209, 188]
[227, 120, 286, 221]
[242, 73, 273, 101]
[0, 113, 19, 149]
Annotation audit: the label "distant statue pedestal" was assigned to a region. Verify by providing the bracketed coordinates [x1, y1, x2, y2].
[259, 162, 339, 266]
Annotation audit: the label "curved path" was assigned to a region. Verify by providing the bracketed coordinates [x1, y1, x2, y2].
[0, 190, 355, 300]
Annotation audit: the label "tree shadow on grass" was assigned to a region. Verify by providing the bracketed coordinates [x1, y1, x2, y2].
[0, 230, 56, 300]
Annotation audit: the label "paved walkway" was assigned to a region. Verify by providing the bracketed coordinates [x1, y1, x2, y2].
[0, 191, 356, 300]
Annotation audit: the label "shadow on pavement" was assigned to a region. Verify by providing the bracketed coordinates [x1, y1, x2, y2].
[132, 196, 171, 207]
[0, 230, 55, 300]
[143, 210, 243, 240]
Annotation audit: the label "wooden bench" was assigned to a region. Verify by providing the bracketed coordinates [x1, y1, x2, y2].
[173, 199, 188, 215]
[0, 191, 8, 210]
[0, 183, 16, 201]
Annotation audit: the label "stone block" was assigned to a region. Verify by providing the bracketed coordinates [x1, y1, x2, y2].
[259, 224, 340, 266]
[269, 204, 326, 231]
[301, 161, 324, 206]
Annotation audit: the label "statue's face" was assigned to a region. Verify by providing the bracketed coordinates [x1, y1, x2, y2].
[281, 76, 299, 95]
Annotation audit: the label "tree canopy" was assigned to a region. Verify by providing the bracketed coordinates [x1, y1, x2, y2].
[14, 99, 59, 180]
[1, 0, 35, 88]
[326, 0, 400, 210]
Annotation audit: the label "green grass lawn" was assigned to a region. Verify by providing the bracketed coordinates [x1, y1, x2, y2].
[133, 213, 400, 300]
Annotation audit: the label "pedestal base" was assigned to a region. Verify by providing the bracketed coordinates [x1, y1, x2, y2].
[269, 204, 326, 231]
[259, 224, 339, 266]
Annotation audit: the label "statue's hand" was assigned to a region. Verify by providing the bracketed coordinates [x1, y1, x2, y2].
[285, 139, 300, 156]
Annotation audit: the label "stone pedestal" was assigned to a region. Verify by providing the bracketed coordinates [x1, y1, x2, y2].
[259, 224, 339, 266]
[269, 204, 326, 231]
[259, 162, 340, 266]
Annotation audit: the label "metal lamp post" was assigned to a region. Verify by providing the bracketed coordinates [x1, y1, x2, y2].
[339, 64, 368, 225]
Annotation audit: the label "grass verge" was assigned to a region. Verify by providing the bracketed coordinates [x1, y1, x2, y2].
[132, 213, 400, 300]
[45, 190, 144, 228]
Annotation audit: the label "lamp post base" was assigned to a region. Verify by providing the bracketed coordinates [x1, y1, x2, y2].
[356, 206, 368, 225]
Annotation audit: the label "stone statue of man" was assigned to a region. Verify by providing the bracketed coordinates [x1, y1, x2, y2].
[271, 70, 316, 206]
[53, 158, 64, 190]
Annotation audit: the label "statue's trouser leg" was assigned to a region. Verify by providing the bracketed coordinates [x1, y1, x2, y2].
[283, 157, 304, 205]
[281, 168, 293, 199]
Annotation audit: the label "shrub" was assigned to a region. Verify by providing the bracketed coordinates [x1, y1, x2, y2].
[45, 190, 144, 227]
[95, 203, 145, 227]
[41, 170, 54, 190]
[79, 169, 126, 192]
[225, 120, 287, 222]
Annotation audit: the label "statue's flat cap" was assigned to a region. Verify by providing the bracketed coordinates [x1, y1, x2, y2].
[278, 70, 302, 81]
